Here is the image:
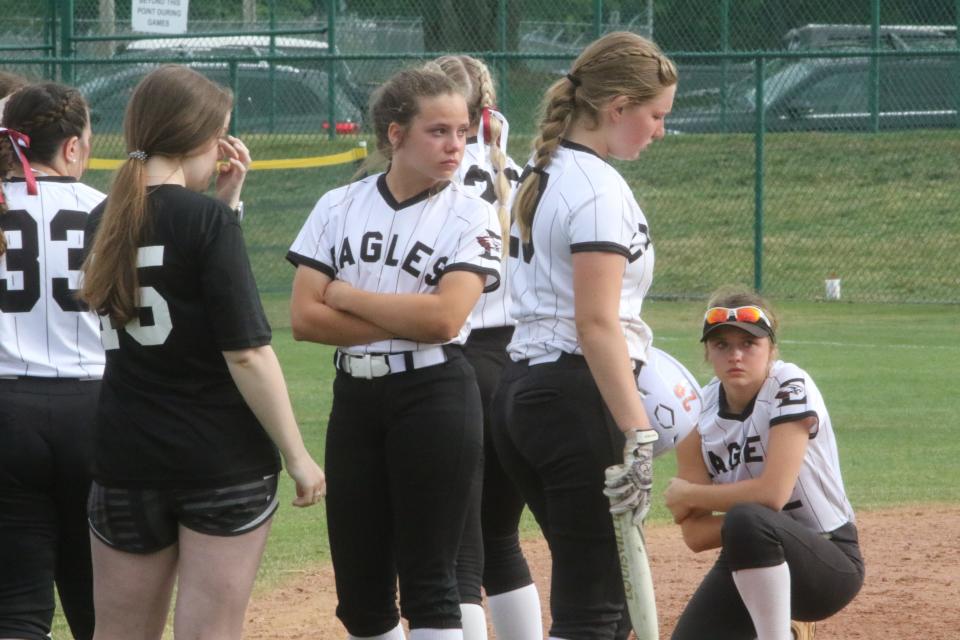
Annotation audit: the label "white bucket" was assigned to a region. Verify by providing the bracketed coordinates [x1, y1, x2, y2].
[825, 278, 841, 300]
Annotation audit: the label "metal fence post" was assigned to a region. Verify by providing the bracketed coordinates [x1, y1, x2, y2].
[498, 0, 508, 117]
[60, 0, 74, 85]
[869, 0, 880, 132]
[327, 0, 337, 140]
[720, 0, 730, 132]
[593, 0, 603, 39]
[753, 56, 765, 294]
[45, 0, 57, 80]
[269, 0, 277, 133]
[956, 0, 960, 128]
[229, 60, 239, 136]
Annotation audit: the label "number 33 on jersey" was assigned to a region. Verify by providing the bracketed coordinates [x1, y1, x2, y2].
[0, 178, 105, 378]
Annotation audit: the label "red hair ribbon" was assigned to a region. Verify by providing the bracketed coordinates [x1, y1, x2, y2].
[481, 106, 493, 146]
[0, 127, 38, 197]
[477, 107, 510, 169]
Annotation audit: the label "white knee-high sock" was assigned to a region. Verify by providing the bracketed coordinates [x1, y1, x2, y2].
[349, 622, 406, 640]
[731, 562, 792, 640]
[487, 583, 543, 640]
[408, 629, 463, 640]
[460, 603, 488, 640]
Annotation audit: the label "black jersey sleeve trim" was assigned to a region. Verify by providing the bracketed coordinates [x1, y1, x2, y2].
[770, 410, 820, 439]
[443, 263, 501, 293]
[7, 175, 79, 183]
[286, 251, 336, 279]
[218, 332, 273, 351]
[570, 241, 631, 258]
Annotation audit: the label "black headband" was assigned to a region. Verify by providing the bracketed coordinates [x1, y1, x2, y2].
[566, 73, 581, 87]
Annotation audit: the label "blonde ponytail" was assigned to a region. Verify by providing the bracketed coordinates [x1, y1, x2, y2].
[435, 54, 514, 242]
[513, 77, 577, 242]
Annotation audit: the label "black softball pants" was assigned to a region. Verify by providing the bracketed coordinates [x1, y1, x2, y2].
[491, 354, 629, 640]
[458, 326, 533, 605]
[672, 503, 865, 640]
[0, 377, 100, 640]
[325, 352, 483, 636]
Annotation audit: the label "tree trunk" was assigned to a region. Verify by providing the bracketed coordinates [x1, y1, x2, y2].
[243, 0, 257, 25]
[98, 0, 115, 58]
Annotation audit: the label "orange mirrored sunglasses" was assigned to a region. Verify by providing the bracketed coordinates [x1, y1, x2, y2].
[703, 305, 772, 328]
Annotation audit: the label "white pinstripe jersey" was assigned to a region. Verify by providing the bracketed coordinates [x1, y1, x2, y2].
[287, 173, 502, 355]
[0, 177, 105, 378]
[507, 140, 655, 362]
[698, 360, 855, 533]
[454, 137, 522, 330]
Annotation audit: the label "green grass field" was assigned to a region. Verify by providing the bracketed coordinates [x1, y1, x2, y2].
[50, 298, 959, 638]
[86, 128, 960, 304]
[244, 297, 960, 588]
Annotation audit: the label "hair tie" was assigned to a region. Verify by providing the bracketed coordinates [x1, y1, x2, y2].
[566, 73, 581, 88]
[0, 127, 38, 196]
[128, 150, 148, 162]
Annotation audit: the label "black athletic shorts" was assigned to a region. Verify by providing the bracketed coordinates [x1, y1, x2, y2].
[87, 475, 279, 554]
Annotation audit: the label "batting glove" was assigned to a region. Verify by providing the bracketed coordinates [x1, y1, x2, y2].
[604, 429, 659, 525]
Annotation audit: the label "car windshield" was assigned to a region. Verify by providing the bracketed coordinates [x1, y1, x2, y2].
[737, 60, 817, 110]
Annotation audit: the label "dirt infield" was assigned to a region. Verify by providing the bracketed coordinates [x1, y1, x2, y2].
[245, 505, 959, 639]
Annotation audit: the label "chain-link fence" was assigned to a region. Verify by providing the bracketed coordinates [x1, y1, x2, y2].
[2, 0, 958, 303]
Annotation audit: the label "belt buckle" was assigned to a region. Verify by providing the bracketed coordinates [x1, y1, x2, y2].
[348, 354, 391, 379]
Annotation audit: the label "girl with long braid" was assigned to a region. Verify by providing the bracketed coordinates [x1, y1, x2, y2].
[490, 32, 677, 640]
[434, 54, 540, 640]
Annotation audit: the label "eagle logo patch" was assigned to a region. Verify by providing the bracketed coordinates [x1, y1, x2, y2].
[775, 378, 807, 407]
[476, 229, 502, 260]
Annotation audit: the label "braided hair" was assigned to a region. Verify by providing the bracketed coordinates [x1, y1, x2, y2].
[514, 32, 677, 241]
[0, 82, 88, 256]
[434, 55, 512, 241]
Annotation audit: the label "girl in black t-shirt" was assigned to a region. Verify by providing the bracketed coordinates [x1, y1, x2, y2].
[80, 64, 324, 640]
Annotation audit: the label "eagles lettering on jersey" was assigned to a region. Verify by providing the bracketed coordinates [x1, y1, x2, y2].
[698, 360, 855, 533]
[0, 177, 105, 378]
[287, 174, 502, 354]
[507, 140, 655, 363]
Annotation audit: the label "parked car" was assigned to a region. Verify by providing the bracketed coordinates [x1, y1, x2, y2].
[669, 56, 957, 134]
[80, 61, 362, 134]
[782, 23, 956, 52]
[667, 23, 959, 134]
[114, 34, 363, 104]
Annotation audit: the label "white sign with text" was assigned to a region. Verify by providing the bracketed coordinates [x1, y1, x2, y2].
[132, 0, 189, 34]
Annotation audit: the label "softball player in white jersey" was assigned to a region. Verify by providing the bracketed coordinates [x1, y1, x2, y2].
[288, 66, 501, 640]
[435, 54, 541, 640]
[490, 32, 677, 640]
[0, 82, 103, 640]
[666, 290, 864, 640]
